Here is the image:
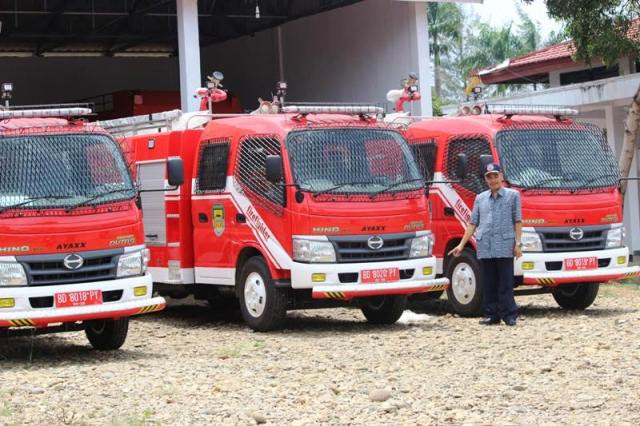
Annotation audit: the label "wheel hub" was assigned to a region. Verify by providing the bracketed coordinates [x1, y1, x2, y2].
[244, 272, 266, 318]
[451, 262, 476, 305]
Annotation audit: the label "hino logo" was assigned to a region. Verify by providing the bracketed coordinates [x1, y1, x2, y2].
[569, 227, 584, 241]
[63, 254, 84, 270]
[367, 236, 384, 250]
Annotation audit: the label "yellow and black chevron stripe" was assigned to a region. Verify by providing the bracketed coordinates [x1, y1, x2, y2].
[536, 278, 556, 286]
[427, 283, 448, 292]
[324, 292, 345, 300]
[623, 271, 640, 279]
[9, 319, 35, 327]
[136, 304, 162, 315]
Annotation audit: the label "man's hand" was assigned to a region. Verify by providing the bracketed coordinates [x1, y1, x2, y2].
[448, 244, 464, 257]
[514, 246, 522, 259]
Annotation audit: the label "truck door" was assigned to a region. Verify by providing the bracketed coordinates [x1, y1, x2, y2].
[137, 161, 167, 246]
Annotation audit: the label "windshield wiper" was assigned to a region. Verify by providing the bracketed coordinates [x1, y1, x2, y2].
[0, 195, 74, 214]
[310, 181, 372, 198]
[65, 188, 135, 212]
[369, 178, 424, 199]
[579, 173, 620, 187]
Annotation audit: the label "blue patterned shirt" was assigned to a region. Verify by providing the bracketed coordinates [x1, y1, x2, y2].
[470, 187, 522, 259]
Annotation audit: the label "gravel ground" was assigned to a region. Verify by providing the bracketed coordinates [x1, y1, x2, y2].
[1, 284, 639, 426]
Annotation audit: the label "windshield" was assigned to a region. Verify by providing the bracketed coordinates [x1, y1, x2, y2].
[285, 128, 423, 198]
[495, 127, 620, 190]
[0, 133, 135, 210]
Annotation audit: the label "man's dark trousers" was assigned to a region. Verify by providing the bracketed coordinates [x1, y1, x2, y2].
[481, 258, 517, 321]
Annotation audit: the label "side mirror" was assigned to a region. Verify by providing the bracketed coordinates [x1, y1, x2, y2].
[265, 155, 284, 183]
[479, 154, 494, 178]
[456, 153, 468, 180]
[167, 157, 184, 187]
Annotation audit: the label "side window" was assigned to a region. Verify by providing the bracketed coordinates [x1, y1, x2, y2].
[196, 139, 230, 192]
[411, 139, 437, 183]
[445, 137, 492, 194]
[235, 135, 285, 212]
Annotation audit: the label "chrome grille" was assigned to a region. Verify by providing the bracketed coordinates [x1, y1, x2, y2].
[537, 225, 609, 253]
[17, 249, 122, 286]
[329, 233, 414, 263]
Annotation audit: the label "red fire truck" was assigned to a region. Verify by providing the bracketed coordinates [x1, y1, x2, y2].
[407, 104, 640, 315]
[0, 105, 178, 350]
[101, 105, 451, 331]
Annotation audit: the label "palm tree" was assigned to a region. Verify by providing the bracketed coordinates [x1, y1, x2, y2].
[428, 3, 463, 100]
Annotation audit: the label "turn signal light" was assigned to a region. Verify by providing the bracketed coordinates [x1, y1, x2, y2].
[422, 267, 433, 276]
[133, 286, 148, 297]
[522, 262, 535, 271]
[617, 256, 626, 265]
[0, 298, 15, 308]
[312, 273, 326, 283]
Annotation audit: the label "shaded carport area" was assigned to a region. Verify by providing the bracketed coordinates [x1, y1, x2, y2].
[0, 0, 432, 115]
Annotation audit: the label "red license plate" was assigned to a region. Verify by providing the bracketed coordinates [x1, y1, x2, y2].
[54, 290, 103, 308]
[565, 257, 598, 271]
[361, 267, 400, 284]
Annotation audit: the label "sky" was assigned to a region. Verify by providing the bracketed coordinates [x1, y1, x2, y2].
[463, 0, 563, 36]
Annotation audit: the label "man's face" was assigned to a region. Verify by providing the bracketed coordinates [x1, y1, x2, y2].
[484, 172, 503, 191]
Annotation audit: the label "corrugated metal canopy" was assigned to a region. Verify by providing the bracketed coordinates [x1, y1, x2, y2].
[0, 0, 364, 57]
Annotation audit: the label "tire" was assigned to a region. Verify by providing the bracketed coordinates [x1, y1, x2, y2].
[238, 256, 288, 331]
[359, 295, 408, 325]
[85, 317, 129, 350]
[445, 248, 484, 316]
[552, 283, 599, 310]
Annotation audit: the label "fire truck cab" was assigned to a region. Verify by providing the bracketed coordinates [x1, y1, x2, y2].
[408, 105, 640, 315]
[103, 105, 449, 331]
[0, 106, 171, 350]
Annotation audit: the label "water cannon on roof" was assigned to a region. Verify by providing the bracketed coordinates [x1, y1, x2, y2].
[197, 70, 228, 113]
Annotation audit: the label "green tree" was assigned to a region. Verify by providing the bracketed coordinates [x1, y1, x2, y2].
[428, 2, 464, 99]
[525, 0, 640, 196]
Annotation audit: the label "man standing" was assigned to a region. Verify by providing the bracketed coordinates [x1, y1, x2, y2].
[449, 163, 522, 326]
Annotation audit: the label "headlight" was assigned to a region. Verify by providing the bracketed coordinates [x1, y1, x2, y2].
[521, 231, 542, 252]
[293, 238, 336, 263]
[606, 225, 625, 249]
[117, 249, 148, 277]
[0, 262, 27, 286]
[410, 233, 434, 258]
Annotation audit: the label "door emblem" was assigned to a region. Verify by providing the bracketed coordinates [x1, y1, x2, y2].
[213, 203, 225, 237]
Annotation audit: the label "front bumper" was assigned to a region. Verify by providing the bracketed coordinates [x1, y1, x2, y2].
[290, 256, 449, 300]
[0, 273, 166, 328]
[515, 247, 640, 286]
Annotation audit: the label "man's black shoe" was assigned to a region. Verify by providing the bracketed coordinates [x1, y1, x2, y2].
[478, 317, 500, 325]
[504, 318, 517, 326]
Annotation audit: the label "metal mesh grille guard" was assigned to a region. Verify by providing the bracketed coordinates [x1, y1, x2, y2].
[496, 121, 620, 191]
[0, 133, 134, 212]
[286, 128, 423, 202]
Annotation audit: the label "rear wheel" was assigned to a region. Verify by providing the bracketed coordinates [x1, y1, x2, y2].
[445, 248, 484, 316]
[238, 256, 288, 331]
[552, 283, 599, 310]
[359, 295, 407, 324]
[85, 317, 129, 350]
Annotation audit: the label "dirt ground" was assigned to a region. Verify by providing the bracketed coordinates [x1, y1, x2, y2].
[1, 284, 639, 426]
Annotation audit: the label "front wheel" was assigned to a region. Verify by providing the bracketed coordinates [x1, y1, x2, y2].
[238, 256, 288, 331]
[445, 248, 484, 316]
[85, 317, 129, 350]
[359, 295, 408, 324]
[552, 283, 599, 310]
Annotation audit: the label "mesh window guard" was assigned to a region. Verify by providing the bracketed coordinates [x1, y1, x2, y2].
[196, 139, 230, 192]
[286, 127, 423, 202]
[411, 139, 437, 183]
[0, 132, 135, 211]
[234, 135, 285, 215]
[445, 135, 492, 195]
[496, 121, 619, 191]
